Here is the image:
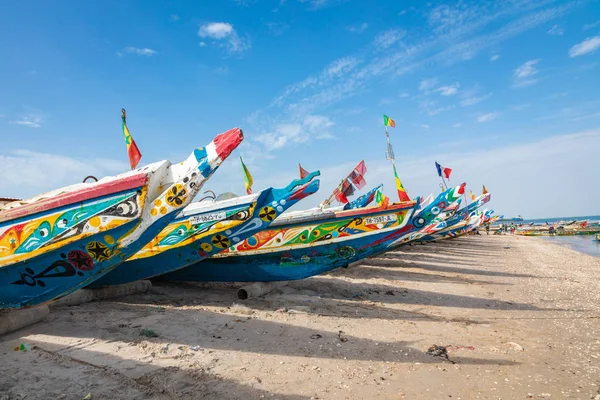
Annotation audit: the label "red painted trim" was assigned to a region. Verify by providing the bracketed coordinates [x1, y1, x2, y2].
[0, 173, 149, 224]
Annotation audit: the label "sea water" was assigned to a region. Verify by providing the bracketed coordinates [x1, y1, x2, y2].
[540, 235, 600, 258]
[520, 215, 600, 225]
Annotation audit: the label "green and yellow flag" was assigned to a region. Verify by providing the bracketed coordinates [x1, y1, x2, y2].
[240, 156, 253, 195]
[383, 115, 396, 128]
[121, 109, 142, 170]
[393, 164, 410, 202]
[376, 189, 389, 208]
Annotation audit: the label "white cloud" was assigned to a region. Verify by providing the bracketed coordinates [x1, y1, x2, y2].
[373, 28, 405, 49]
[346, 22, 368, 33]
[199, 42, 207, 47]
[426, 104, 455, 116]
[582, 20, 600, 30]
[255, 115, 334, 151]
[399, 92, 409, 98]
[436, 81, 460, 96]
[453, 123, 462, 128]
[199, 22, 234, 39]
[9, 116, 43, 128]
[198, 22, 250, 55]
[476, 112, 499, 122]
[420, 124, 430, 129]
[214, 66, 229, 75]
[169, 14, 180, 22]
[246, 1, 581, 153]
[123, 47, 158, 56]
[547, 24, 563, 35]
[569, 35, 600, 58]
[513, 59, 540, 87]
[460, 93, 492, 107]
[270, 56, 360, 108]
[490, 54, 500, 61]
[418, 78, 438, 92]
[0, 150, 128, 199]
[298, 0, 343, 11]
[232, 0, 257, 6]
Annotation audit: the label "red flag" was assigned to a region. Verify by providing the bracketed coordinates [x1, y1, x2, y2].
[349, 160, 367, 189]
[299, 163, 309, 179]
[333, 187, 349, 204]
[341, 179, 355, 197]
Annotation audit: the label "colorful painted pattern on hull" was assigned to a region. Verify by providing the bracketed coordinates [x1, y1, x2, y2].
[382, 183, 466, 247]
[418, 192, 491, 242]
[159, 185, 463, 282]
[0, 127, 244, 308]
[158, 201, 417, 282]
[89, 171, 321, 286]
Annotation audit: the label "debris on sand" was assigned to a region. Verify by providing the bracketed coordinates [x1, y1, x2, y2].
[140, 328, 159, 338]
[426, 345, 456, 364]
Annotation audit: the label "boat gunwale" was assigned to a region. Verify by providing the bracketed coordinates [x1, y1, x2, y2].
[0, 173, 149, 224]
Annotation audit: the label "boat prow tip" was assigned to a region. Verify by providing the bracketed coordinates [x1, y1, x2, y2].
[212, 127, 244, 161]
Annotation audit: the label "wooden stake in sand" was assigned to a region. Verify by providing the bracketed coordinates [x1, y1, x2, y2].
[0, 305, 50, 336]
[237, 281, 289, 299]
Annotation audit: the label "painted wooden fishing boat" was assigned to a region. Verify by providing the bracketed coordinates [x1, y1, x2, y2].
[89, 171, 320, 286]
[157, 184, 465, 283]
[418, 192, 491, 242]
[385, 184, 466, 246]
[0, 128, 243, 308]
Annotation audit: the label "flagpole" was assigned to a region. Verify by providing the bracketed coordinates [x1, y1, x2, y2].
[384, 125, 402, 201]
[439, 174, 448, 191]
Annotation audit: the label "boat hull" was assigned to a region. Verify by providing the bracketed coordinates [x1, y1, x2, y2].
[164, 227, 412, 282]
[0, 127, 244, 308]
[89, 172, 320, 286]
[159, 205, 418, 282]
[0, 179, 150, 308]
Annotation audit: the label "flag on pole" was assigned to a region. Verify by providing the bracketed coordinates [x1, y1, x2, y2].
[299, 163, 310, 179]
[332, 187, 349, 204]
[240, 156, 253, 195]
[341, 179, 355, 197]
[482, 184, 489, 195]
[393, 164, 410, 202]
[376, 189, 389, 208]
[435, 162, 452, 180]
[470, 190, 476, 201]
[121, 109, 142, 170]
[383, 115, 396, 128]
[349, 160, 367, 189]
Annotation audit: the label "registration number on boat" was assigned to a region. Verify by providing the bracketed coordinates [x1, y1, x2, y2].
[190, 211, 227, 225]
[364, 214, 396, 225]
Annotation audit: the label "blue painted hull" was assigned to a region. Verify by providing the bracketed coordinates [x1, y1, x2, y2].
[0, 214, 174, 308]
[90, 173, 321, 287]
[159, 227, 409, 282]
[159, 184, 465, 283]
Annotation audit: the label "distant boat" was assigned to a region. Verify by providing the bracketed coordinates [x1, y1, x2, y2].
[497, 214, 523, 222]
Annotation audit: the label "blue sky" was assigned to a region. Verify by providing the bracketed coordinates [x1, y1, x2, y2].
[1, 0, 599, 218]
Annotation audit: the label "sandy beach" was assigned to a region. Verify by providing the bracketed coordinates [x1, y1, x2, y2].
[1, 234, 599, 400]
